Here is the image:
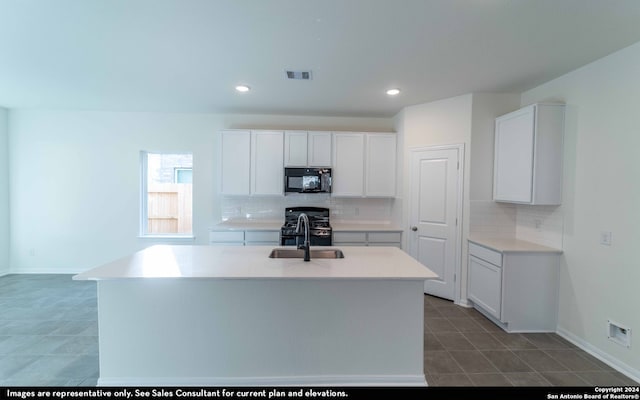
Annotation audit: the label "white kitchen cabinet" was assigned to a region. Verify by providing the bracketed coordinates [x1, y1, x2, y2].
[251, 131, 284, 196]
[332, 133, 365, 196]
[244, 230, 280, 246]
[365, 134, 396, 197]
[220, 130, 251, 195]
[493, 103, 564, 205]
[284, 131, 332, 167]
[308, 131, 332, 166]
[332, 133, 396, 198]
[283, 131, 308, 167]
[468, 250, 503, 320]
[333, 231, 402, 248]
[209, 229, 280, 246]
[209, 230, 245, 246]
[467, 240, 560, 332]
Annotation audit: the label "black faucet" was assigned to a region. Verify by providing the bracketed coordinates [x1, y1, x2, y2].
[296, 213, 311, 261]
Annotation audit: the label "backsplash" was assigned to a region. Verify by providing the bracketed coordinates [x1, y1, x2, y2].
[470, 201, 516, 238]
[515, 205, 564, 249]
[221, 196, 395, 223]
[470, 200, 564, 249]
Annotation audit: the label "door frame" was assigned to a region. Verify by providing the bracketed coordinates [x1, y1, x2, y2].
[408, 143, 465, 304]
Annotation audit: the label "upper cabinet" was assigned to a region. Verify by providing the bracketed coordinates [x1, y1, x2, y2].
[220, 130, 251, 195]
[332, 132, 396, 198]
[308, 131, 332, 166]
[221, 129, 396, 198]
[284, 131, 332, 167]
[251, 131, 284, 196]
[332, 133, 366, 196]
[493, 104, 565, 205]
[366, 134, 397, 197]
[220, 130, 284, 196]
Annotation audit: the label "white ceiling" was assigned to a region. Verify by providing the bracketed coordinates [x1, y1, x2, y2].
[1, 0, 640, 117]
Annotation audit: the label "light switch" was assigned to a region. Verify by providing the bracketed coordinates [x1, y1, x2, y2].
[600, 231, 612, 246]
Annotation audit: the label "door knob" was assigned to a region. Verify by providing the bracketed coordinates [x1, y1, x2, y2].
[410, 226, 418, 231]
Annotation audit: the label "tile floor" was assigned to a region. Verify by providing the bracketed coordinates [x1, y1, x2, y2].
[423, 294, 639, 386]
[0, 274, 98, 386]
[0, 274, 637, 386]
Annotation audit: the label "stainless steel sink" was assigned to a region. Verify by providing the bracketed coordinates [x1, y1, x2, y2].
[268, 248, 345, 259]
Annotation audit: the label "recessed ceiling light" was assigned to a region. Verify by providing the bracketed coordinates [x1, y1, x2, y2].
[386, 88, 401, 96]
[235, 85, 250, 93]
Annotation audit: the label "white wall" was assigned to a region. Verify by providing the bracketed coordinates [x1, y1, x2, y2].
[469, 93, 520, 201]
[0, 108, 9, 275]
[398, 94, 473, 303]
[8, 110, 392, 273]
[522, 41, 640, 376]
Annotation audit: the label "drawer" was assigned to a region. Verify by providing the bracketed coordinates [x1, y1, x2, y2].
[245, 230, 280, 243]
[368, 232, 402, 243]
[209, 231, 245, 243]
[333, 232, 367, 243]
[469, 242, 502, 267]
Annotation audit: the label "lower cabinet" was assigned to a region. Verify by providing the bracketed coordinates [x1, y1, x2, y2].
[333, 231, 402, 248]
[467, 241, 559, 332]
[468, 255, 502, 320]
[209, 230, 279, 246]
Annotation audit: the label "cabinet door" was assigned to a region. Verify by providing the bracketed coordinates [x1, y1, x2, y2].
[220, 130, 251, 195]
[468, 256, 502, 320]
[365, 134, 396, 197]
[308, 131, 332, 166]
[251, 131, 284, 196]
[332, 133, 365, 197]
[284, 131, 308, 167]
[494, 106, 535, 203]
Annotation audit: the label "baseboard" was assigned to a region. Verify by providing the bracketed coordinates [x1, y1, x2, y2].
[455, 297, 472, 308]
[98, 374, 428, 387]
[556, 326, 640, 383]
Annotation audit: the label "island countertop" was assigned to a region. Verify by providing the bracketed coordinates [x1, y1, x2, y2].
[73, 245, 437, 281]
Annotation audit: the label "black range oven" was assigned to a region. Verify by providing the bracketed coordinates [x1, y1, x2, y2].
[280, 207, 332, 246]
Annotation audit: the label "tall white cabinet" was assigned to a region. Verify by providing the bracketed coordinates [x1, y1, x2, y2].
[493, 103, 564, 205]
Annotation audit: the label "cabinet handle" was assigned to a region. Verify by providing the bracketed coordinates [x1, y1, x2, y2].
[410, 226, 418, 232]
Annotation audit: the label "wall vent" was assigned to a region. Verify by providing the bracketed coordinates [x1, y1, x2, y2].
[285, 70, 312, 80]
[608, 320, 631, 348]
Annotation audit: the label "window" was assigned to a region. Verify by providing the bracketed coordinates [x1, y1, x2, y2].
[141, 152, 193, 236]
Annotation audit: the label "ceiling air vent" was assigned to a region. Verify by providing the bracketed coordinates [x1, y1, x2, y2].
[285, 70, 312, 80]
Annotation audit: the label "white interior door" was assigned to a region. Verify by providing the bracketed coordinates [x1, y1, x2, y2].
[409, 146, 462, 300]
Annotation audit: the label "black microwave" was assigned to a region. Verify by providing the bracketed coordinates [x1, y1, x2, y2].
[284, 168, 332, 194]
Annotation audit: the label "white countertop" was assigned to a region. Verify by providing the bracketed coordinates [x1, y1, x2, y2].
[212, 220, 402, 232]
[468, 236, 562, 254]
[73, 245, 437, 281]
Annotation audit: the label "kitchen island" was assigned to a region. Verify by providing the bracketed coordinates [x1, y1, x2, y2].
[74, 245, 437, 386]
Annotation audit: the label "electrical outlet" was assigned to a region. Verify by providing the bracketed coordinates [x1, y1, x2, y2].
[600, 231, 612, 246]
[28, 248, 35, 256]
[534, 219, 542, 230]
[608, 320, 631, 348]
